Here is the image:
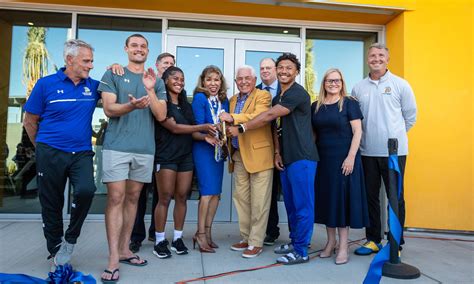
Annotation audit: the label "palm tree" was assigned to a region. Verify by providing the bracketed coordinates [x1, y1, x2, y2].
[305, 39, 318, 102]
[22, 27, 50, 99]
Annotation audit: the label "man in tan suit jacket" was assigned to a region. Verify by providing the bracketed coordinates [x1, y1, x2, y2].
[220, 65, 274, 258]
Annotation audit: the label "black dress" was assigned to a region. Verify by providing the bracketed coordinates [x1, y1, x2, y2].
[311, 98, 369, 228]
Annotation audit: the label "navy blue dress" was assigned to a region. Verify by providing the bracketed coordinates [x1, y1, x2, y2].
[192, 92, 229, 196]
[311, 98, 369, 228]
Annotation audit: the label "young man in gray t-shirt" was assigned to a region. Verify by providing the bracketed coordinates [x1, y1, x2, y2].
[99, 34, 167, 282]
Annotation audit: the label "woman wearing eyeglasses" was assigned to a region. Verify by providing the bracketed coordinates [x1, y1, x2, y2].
[311, 68, 369, 265]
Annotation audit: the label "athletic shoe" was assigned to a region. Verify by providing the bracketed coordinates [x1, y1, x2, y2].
[54, 239, 74, 265]
[171, 238, 189, 255]
[242, 246, 263, 258]
[276, 252, 309, 265]
[231, 240, 249, 251]
[274, 243, 294, 254]
[263, 235, 278, 246]
[153, 239, 172, 259]
[354, 241, 382, 255]
[129, 241, 141, 253]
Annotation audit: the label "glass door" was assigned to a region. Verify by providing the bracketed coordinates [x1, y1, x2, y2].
[166, 35, 301, 222]
[166, 34, 234, 221]
[235, 39, 302, 85]
[232, 39, 302, 222]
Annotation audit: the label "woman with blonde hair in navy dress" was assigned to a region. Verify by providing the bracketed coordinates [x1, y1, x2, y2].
[311, 68, 369, 265]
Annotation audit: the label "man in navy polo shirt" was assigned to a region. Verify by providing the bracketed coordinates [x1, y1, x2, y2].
[23, 39, 100, 267]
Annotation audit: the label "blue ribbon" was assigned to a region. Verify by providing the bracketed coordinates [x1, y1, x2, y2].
[363, 154, 402, 284]
[0, 264, 96, 284]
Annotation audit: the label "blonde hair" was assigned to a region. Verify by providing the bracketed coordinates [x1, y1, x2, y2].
[315, 68, 347, 112]
[193, 65, 228, 102]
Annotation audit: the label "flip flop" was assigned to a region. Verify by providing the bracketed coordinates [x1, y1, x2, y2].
[101, 268, 119, 283]
[119, 255, 148, 266]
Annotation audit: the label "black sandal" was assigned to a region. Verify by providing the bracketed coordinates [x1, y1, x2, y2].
[119, 255, 148, 266]
[101, 268, 119, 283]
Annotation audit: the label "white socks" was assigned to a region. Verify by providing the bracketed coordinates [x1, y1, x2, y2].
[174, 230, 183, 241]
[155, 232, 165, 245]
[155, 230, 183, 243]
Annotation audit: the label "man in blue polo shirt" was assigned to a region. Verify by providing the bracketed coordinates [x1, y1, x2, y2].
[23, 39, 100, 267]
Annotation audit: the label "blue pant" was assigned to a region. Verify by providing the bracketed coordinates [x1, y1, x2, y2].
[280, 160, 317, 257]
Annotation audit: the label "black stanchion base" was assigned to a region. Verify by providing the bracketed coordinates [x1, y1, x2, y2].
[382, 262, 421, 279]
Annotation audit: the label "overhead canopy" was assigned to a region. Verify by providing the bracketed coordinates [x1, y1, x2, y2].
[3, 0, 407, 25]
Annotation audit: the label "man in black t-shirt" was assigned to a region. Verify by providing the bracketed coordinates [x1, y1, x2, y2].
[240, 53, 319, 265]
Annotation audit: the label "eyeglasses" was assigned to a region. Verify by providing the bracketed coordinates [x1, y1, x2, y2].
[325, 79, 342, 85]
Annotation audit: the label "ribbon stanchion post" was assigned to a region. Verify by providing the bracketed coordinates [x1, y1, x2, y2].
[381, 138, 420, 279]
[363, 138, 420, 284]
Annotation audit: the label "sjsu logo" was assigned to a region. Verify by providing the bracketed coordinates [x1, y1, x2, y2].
[82, 86, 92, 96]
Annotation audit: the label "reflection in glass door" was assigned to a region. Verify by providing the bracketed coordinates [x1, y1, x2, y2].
[0, 10, 71, 215]
[166, 35, 234, 221]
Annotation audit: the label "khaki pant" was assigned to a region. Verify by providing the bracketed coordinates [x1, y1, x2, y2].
[232, 151, 273, 247]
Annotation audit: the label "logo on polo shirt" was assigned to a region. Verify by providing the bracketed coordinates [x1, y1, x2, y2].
[124, 78, 130, 83]
[82, 86, 92, 96]
[382, 86, 392, 95]
[57, 89, 64, 94]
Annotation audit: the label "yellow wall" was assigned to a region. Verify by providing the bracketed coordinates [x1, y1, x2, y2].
[352, 0, 473, 231]
[385, 0, 473, 231]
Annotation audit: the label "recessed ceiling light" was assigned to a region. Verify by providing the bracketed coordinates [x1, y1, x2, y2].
[27, 22, 34, 26]
[283, 30, 289, 34]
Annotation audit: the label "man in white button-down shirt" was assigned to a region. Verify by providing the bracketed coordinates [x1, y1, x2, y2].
[351, 43, 417, 256]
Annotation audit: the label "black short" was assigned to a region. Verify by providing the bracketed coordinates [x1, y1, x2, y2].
[155, 154, 193, 172]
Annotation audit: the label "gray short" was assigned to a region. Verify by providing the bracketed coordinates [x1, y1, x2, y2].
[102, 150, 154, 183]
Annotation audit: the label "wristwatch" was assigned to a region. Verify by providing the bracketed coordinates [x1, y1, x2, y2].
[237, 124, 245, 133]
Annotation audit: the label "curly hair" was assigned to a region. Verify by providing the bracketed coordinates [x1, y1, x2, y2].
[276, 52, 301, 72]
